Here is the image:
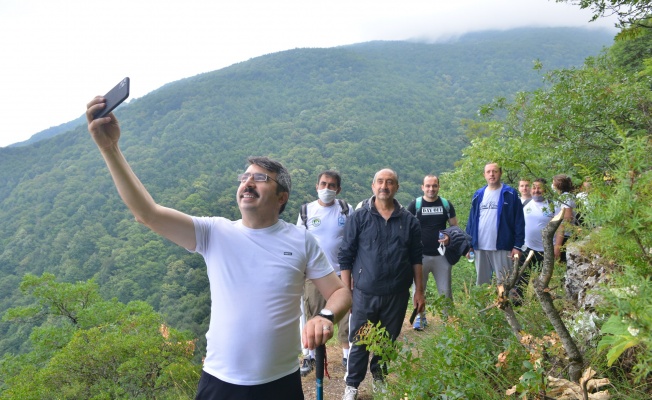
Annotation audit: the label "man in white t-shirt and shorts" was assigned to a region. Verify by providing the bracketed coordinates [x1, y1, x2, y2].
[297, 170, 353, 373]
[86, 97, 351, 400]
[466, 163, 525, 285]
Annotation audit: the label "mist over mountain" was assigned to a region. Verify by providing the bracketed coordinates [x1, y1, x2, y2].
[0, 27, 613, 356]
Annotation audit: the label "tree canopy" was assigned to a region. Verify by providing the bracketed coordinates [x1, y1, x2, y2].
[3, 27, 646, 397]
[557, 0, 652, 28]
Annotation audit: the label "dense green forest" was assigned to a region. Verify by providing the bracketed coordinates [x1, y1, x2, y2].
[3, 24, 650, 398]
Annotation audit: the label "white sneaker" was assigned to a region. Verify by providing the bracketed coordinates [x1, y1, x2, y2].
[342, 385, 358, 400]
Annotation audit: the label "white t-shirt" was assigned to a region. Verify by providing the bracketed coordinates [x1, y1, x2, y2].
[296, 200, 352, 274]
[555, 192, 577, 237]
[192, 217, 333, 385]
[576, 191, 588, 208]
[523, 199, 555, 251]
[477, 185, 502, 250]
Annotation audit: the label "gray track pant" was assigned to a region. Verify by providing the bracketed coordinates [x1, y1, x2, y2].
[475, 249, 512, 285]
[411, 254, 452, 321]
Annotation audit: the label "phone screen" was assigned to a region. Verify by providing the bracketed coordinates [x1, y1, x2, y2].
[93, 77, 130, 119]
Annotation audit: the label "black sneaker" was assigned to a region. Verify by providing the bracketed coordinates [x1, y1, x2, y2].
[300, 357, 313, 377]
[371, 369, 387, 394]
[371, 368, 384, 382]
[342, 357, 347, 368]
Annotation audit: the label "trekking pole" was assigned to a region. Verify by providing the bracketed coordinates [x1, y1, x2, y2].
[315, 344, 326, 400]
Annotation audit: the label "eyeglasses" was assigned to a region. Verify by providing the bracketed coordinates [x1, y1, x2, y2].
[237, 172, 287, 191]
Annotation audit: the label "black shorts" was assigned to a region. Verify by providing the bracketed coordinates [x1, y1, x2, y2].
[195, 369, 304, 400]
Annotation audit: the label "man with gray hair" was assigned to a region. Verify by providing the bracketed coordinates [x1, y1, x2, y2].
[339, 168, 424, 399]
[86, 96, 351, 400]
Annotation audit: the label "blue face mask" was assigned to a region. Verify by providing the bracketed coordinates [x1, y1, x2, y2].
[533, 195, 545, 202]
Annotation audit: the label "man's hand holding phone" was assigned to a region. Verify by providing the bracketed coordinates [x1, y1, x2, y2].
[87, 78, 130, 150]
[92, 77, 130, 120]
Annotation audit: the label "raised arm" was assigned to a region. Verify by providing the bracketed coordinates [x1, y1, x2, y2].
[86, 97, 196, 250]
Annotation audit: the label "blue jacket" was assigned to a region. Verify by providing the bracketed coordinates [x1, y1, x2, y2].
[338, 197, 423, 296]
[465, 184, 525, 251]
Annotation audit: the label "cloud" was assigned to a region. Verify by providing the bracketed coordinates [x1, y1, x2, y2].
[0, 0, 617, 147]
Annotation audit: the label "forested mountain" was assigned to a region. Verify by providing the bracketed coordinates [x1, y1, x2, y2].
[0, 27, 613, 358]
[7, 115, 86, 148]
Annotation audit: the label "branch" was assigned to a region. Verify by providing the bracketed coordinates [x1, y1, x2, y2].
[483, 252, 535, 344]
[534, 209, 584, 382]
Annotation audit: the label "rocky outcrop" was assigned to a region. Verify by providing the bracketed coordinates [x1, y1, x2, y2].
[564, 238, 611, 311]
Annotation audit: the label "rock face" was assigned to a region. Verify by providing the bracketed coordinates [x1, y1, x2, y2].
[564, 239, 611, 311]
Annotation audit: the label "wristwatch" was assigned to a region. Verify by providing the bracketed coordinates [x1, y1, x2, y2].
[318, 309, 334, 322]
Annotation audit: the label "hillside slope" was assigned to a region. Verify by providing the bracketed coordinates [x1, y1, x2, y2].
[0, 27, 614, 356]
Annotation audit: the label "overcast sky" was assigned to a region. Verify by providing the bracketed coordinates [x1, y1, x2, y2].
[0, 0, 617, 148]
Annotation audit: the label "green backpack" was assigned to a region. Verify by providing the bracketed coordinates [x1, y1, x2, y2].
[415, 196, 450, 217]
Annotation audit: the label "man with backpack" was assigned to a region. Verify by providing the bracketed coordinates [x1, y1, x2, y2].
[406, 175, 458, 330]
[296, 171, 354, 375]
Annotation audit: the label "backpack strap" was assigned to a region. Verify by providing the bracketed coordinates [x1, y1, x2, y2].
[440, 197, 450, 214]
[303, 200, 349, 228]
[300, 203, 308, 228]
[440, 196, 451, 221]
[416, 196, 450, 217]
[338, 199, 350, 218]
[357, 198, 374, 210]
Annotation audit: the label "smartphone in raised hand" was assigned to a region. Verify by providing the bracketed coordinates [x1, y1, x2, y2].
[93, 77, 130, 119]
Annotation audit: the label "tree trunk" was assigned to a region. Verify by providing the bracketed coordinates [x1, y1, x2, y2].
[534, 210, 584, 382]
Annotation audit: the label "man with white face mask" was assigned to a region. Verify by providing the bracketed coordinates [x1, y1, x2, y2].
[296, 171, 353, 375]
